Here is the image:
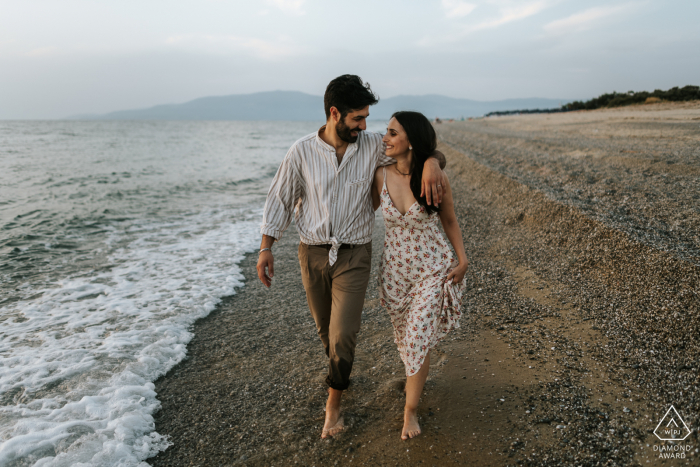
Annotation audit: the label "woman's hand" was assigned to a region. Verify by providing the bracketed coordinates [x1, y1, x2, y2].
[446, 260, 469, 285]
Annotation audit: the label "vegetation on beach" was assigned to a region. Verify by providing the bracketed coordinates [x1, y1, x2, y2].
[564, 85, 700, 110]
[486, 85, 700, 117]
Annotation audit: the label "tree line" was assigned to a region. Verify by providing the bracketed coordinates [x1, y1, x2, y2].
[485, 85, 700, 117]
[564, 85, 700, 110]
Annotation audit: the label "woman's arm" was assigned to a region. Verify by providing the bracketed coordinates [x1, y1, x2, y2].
[437, 173, 469, 283]
[372, 167, 383, 211]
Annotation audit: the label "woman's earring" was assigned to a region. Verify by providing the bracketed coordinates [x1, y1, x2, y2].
[409, 146, 412, 150]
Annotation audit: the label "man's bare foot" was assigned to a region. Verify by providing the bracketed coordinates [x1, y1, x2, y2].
[401, 409, 421, 440]
[321, 388, 344, 439]
[321, 415, 344, 438]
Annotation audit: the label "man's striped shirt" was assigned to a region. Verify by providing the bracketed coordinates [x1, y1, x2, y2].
[260, 127, 394, 264]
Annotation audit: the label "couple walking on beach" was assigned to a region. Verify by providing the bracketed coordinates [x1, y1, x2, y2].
[256, 75, 469, 440]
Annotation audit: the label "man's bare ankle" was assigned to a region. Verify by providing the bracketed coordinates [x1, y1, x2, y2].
[327, 388, 343, 401]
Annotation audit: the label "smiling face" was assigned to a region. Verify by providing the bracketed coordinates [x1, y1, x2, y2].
[382, 117, 411, 158]
[334, 106, 369, 143]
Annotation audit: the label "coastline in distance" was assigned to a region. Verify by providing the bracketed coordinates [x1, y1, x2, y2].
[67, 91, 567, 121]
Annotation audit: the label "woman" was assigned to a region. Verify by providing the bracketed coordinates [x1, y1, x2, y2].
[372, 111, 468, 440]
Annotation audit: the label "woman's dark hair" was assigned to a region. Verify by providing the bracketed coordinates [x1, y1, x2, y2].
[392, 111, 440, 215]
[324, 75, 379, 119]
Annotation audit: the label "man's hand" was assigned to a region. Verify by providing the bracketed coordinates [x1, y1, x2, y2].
[256, 235, 276, 287]
[421, 158, 447, 206]
[256, 251, 274, 287]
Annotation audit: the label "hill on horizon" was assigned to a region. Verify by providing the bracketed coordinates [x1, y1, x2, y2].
[69, 91, 568, 121]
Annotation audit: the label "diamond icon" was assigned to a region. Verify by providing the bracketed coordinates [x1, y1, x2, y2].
[654, 405, 691, 441]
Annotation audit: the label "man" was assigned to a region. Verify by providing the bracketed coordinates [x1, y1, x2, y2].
[256, 75, 446, 438]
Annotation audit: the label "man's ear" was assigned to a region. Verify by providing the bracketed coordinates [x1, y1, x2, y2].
[330, 106, 341, 124]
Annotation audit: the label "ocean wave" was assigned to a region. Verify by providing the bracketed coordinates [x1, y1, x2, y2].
[0, 206, 262, 466]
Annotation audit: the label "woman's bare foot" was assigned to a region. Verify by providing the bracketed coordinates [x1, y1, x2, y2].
[401, 409, 421, 440]
[321, 388, 344, 438]
[402, 352, 429, 440]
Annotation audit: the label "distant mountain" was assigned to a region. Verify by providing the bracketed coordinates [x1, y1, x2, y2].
[76, 91, 323, 121]
[71, 91, 568, 121]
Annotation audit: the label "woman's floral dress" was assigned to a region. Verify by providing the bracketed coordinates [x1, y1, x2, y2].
[378, 169, 465, 376]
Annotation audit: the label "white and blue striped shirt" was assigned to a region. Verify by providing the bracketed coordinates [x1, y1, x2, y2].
[261, 127, 394, 264]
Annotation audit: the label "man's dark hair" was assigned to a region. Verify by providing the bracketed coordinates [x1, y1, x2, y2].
[324, 75, 379, 120]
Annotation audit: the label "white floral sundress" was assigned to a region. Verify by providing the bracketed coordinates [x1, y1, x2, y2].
[378, 168, 465, 376]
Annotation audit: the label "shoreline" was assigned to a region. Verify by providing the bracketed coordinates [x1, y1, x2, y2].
[149, 103, 699, 466]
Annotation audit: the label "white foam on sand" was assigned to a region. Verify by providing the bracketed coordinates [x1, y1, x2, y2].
[0, 206, 261, 466]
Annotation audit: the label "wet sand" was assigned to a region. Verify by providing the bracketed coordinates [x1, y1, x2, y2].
[149, 102, 700, 466]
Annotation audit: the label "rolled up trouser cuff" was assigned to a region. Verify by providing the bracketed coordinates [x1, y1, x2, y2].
[326, 375, 350, 391]
[325, 356, 353, 390]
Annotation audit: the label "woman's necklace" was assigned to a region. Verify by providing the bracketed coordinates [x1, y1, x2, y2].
[395, 165, 411, 176]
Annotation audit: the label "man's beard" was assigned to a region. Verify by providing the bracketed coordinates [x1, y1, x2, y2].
[336, 119, 360, 143]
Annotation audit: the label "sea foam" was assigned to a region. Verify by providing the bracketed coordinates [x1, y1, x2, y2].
[0, 206, 261, 466]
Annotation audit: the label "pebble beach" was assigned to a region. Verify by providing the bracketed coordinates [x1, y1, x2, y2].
[148, 101, 700, 466]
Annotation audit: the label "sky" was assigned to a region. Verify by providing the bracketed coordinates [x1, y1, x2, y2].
[1, 0, 698, 119]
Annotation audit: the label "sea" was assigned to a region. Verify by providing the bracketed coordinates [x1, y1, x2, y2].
[0, 119, 387, 466]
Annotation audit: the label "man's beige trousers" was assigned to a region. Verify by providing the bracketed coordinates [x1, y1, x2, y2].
[298, 242, 372, 390]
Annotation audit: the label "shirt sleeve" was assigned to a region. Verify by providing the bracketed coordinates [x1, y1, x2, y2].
[260, 147, 303, 241]
[374, 137, 396, 168]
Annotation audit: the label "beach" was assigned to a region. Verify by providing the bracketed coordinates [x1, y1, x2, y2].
[148, 102, 700, 466]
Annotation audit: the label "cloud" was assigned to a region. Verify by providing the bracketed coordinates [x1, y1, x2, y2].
[544, 4, 635, 34]
[470, 0, 549, 32]
[266, 0, 306, 15]
[420, 0, 551, 46]
[442, 0, 477, 18]
[165, 34, 299, 60]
